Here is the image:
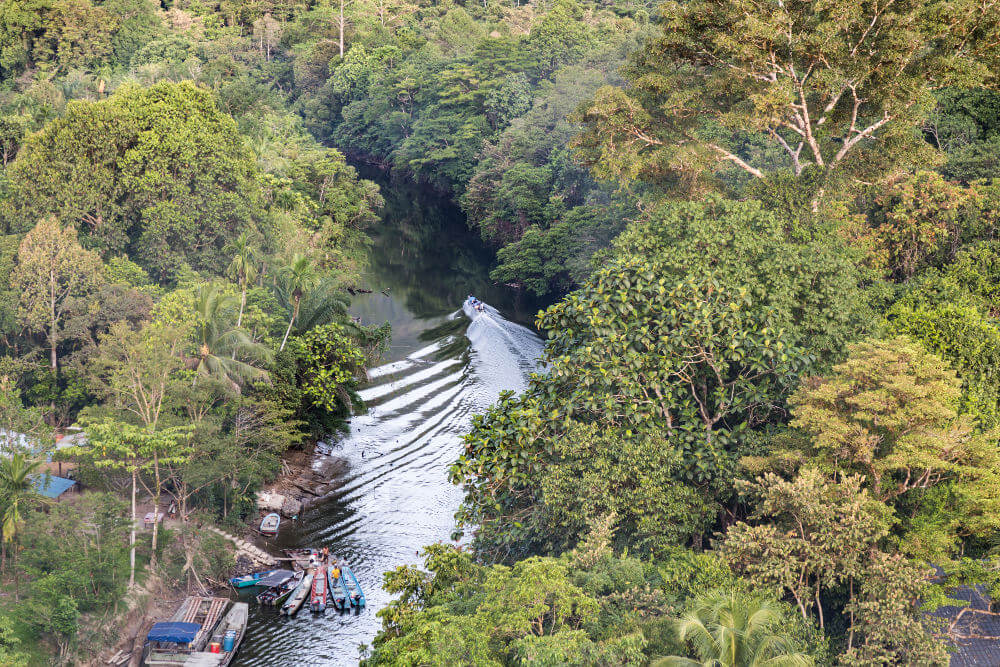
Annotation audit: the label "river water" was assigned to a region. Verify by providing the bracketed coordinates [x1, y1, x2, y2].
[233, 175, 546, 665]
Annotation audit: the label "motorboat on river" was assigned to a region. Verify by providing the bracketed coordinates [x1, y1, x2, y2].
[280, 570, 313, 616]
[341, 563, 366, 608]
[257, 571, 303, 606]
[229, 568, 289, 589]
[328, 563, 348, 610]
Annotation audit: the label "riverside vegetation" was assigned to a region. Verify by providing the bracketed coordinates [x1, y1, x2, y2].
[0, 0, 998, 664]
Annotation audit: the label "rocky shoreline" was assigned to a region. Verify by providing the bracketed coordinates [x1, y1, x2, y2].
[254, 441, 351, 525]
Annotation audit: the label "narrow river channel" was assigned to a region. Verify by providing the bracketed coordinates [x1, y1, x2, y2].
[233, 174, 546, 665]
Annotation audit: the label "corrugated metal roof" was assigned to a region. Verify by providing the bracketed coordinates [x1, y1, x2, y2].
[31, 474, 76, 498]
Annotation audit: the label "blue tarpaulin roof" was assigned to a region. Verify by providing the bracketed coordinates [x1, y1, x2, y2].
[147, 622, 201, 644]
[32, 474, 76, 498]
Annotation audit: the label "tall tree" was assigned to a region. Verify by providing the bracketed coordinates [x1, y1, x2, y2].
[575, 0, 1000, 201]
[191, 284, 271, 390]
[81, 420, 190, 588]
[3, 82, 263, 280]
[88, 319, 191, 564]
[278, 254, 319, 351]
[788, 336, 1000, 558]
[224, 232, 261, 330]
[12, 217, 102, 376]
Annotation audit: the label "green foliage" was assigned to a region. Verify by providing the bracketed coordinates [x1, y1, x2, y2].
[15, 493, 129, 657]
[859, 171, 993, 280]
[612, 198, 871, 364]
[292, 322, 366, 414]
[4, 81, 265, 280]
[721, 469, 946, 663]
[929, 88, 1000, 181]
[652, 590, 813, 667]
[365, 526, 666, 666]
[788, 337, 1000, 559]
[0, 614, 29, 666]
[574, 0, 997, 197]
[453, 247, 810, 557]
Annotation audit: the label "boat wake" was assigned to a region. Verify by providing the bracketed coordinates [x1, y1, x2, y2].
[236, 301, 543, 666]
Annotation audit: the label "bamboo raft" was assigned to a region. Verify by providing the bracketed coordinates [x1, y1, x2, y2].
[170, 597, 230, 651]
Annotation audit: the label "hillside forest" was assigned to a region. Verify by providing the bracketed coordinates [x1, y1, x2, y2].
[0, 0, 998, 664]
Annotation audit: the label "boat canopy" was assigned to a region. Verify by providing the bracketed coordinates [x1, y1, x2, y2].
[147, 622, 201, 644]
[256, 569, 295, 587]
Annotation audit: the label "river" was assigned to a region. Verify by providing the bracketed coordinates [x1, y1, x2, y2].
[233, 174, 546, 665]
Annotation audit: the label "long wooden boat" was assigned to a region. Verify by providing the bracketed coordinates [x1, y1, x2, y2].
[229, 568, 286, 589]
[259, 513, 280, 537]
[342, 563, 366, 608]
[280, 571, 313, 615]
[328, 564, 348, 611]
[257, 571, 302, 606]
[208, 602, 248, 667]
[309, 562, 328, 612]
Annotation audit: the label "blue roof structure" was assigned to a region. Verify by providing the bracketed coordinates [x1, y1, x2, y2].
[147, 622, 201, 644]
[31, 474, 76, 498]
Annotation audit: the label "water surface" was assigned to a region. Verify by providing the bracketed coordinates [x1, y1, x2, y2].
[234, 175, 545, 665]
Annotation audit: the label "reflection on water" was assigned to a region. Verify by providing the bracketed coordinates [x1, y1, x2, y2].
[233, 174, 545, 666]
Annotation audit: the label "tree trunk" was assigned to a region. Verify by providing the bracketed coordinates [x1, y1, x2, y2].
[339, 0, 345, 57]
[50, 274, 57, 423]
[279, 298, 299, 351]
[12, 544, 18, 601]
[237, 282, 247, 329]
[129, 468, 137, 589]
[150, 453, 161, 570]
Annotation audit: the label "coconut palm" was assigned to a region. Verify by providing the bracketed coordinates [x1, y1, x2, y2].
[225, 232, 261, 329]
[191, 283, 271, 390]
[277, 254, 320, 351]
[0, 453, 44, 597]
[278, 276, 350, 334]
[652, 590, 813, 667]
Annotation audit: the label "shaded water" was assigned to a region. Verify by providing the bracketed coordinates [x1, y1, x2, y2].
[233, 175, 545, 665]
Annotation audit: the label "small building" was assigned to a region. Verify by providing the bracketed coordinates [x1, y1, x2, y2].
[31, 473, 77, 499]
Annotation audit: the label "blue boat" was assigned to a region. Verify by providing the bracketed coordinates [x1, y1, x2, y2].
[229, 568, 287, 589]
[328, 564, 348, 610]
[342, 563, 366, 608]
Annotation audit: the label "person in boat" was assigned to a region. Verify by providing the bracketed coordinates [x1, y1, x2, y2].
[331, 564, 341, 580]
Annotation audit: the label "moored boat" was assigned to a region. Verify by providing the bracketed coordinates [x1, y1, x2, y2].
[280, 570, 313, 615]
[229, 568, 288, 589]
[259, 512, 281, 537]
[328, 564, 348, 610]
[208, 602, 248, 667]
[341, 563, 366, 608]
[256, 571, 302, 606]
[309, 562, 328, 612]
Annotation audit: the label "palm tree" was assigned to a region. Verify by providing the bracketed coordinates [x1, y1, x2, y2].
[0, 453, 44, 598]
[277, 254, 319, 351]
[225, 232, 260, 329]
[279, 276, 350, 334]
[191, 283, 271, 390]
[652, 590, 813, 667]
